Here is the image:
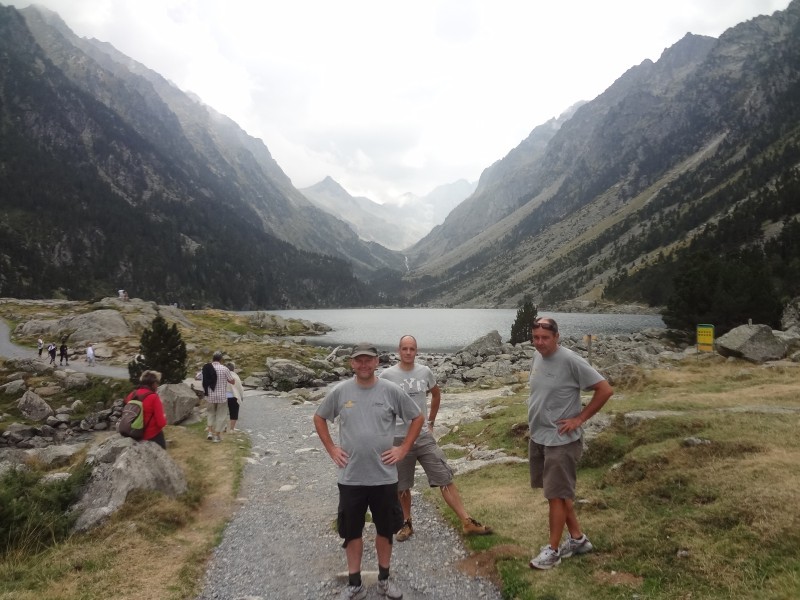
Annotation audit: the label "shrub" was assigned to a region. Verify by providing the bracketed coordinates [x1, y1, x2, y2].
[0, 462, 92, 557]
[509, 298, 538, 345]
[128, 315, 188, 384]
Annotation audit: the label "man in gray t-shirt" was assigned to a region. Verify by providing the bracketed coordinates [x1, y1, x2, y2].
[314, 342, 423, 600]
[527, 318, 613, 571]
[381, 335, 493, 541]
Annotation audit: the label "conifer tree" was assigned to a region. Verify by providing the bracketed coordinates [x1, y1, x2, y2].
[128, 315, 188, 384]
[510, 297, 538, 345]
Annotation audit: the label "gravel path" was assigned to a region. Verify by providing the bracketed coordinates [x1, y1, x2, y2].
[196, 390, 504, 600]
[0, 319, 129, 380]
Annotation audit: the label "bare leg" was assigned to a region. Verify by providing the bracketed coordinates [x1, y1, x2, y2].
[345, 537, 363, 574]
[564, 498, 582, 539]
[398, 489, 412, 521]
[440, 483, 470, 522]
[548, 498, 570, 549]
[375, 535, 392, 569]
[230, 419, 237, 431]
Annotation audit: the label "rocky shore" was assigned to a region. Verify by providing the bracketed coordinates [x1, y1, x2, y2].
[3, 293, 800, 453]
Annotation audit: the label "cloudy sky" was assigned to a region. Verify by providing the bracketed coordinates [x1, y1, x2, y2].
[7, 0, 791, 203]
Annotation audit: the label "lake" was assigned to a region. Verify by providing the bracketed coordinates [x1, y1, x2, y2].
[266, 308, 664, 352]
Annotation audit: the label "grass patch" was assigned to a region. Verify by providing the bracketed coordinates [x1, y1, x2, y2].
[0, 426, 247, 600]
[430, 361, 800, 600]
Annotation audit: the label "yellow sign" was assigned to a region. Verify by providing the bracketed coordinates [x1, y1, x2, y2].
[696, 324, 715, 352]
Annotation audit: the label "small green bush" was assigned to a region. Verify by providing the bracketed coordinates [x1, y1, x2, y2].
[0, 462, 92, 557]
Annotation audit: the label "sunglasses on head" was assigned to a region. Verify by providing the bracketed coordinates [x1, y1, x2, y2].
[532, 320, 557, 332]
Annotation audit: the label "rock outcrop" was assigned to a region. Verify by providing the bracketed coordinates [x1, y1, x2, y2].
[157, 383, 200, 424]
[71, 435, 187, 531]
[716, 324, 788, 363]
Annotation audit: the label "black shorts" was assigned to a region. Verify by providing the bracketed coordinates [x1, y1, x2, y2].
[227, 397, 240, 420]
[337, 483, 404, 546]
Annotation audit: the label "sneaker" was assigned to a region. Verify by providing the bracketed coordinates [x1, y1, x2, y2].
[395, 519, 413, 542]
[206, 433, 213, 441]
[212, 435, 221, 443]
[529, 545, 561, 570]
[377, 578, 402, 599]
[463, 517, 493, 535]
[559, 534, 593, 558]
[340, 584, 366, 600]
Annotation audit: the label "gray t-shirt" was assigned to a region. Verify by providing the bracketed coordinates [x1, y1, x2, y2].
[379, 363, 437, 438]
[527, 346, 605, 447]
[316, 377, 420, 485]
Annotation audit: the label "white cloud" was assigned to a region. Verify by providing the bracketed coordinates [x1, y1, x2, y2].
[6, 0, 792, 202]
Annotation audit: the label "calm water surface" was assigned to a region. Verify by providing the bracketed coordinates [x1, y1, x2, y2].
[267, 308, 664, 352]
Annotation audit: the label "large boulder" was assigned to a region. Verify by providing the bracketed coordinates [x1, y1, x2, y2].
[63, 372, 91, 390]
[265, 358, 316, 387]
[157, 383, 199, 424]
[91, 297, 195, 331]
[14, 310, 131, 344]
[26, 442, 87, 468]
[458, 331, 503, 357]
[17, 390, 54, 421]
[71, 436, 187, 532]
[3, 358, 52, 375]
[0, 379, 26, 395]
[716, 324, 787, 363]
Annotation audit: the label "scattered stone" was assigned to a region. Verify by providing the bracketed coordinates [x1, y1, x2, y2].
[682, 437, 712, 447]
[17, 390, 54, 421]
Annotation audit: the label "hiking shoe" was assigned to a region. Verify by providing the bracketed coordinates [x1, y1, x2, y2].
[559, 534, 593, 558]
[529, 545, 561, 570]
[377, 578, 403, 599]
[463, 517, 493, 535]
[396, 519, 413, 542]
[340, 584, 366, 600]
[212, 435, 221, 443]
[206, 433, 213, 441]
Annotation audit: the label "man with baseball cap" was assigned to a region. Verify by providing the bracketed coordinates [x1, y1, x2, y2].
[314, 342, 424, 600]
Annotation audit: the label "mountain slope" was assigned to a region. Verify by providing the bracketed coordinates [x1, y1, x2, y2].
[400, 2, 800, 308]
[0, 4, 400, 307]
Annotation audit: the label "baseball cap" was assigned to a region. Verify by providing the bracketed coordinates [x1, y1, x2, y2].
[350, 343, 378, 358]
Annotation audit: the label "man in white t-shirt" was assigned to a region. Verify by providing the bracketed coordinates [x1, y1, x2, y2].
[315, 342, 424, 600]
[381, 335, 493, 541]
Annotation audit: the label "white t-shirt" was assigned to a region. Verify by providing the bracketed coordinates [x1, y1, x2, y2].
[316, 377, 420, 486]
[380, 363, 437, 438]
[527, 346, 605, 446]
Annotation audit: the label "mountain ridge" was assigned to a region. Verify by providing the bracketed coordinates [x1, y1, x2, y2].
[300, 176, 475, 251]
[398, 2, 800, 308]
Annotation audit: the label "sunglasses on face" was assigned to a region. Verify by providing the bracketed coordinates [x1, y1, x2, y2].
[532, 320, 557, 332]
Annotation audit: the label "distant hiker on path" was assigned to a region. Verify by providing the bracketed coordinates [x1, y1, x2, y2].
[37, 338, 43, 357]
[47, 343, 56, 365]
[314, 342, 424, 600]
[195, 351, 234, 443]
[526, 317, 613, 570]
[59, 342, 69, 366]
[85, 344, 95, 366]
[380, 334, 493, 541]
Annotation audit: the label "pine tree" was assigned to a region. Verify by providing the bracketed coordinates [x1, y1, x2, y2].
[128, 315, 188, 384]
[510, 297, 538, 345]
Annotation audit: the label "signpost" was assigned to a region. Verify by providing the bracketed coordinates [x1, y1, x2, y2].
[696, 324, 715, 353]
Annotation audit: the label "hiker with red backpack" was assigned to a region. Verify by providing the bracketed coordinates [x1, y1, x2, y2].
[123, 370, 168, 449]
